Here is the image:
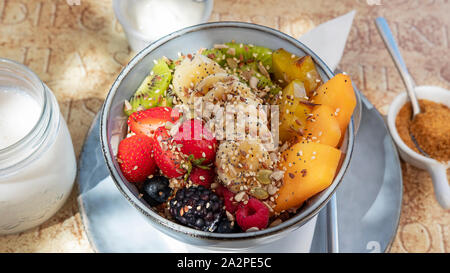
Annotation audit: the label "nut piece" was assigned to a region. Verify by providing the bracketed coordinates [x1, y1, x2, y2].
[257, 62, 270, 79]
[246, 227, 260, 232]
[249, 76, 259, 89]
[214, 44, 229, 49]
[269, 218, 283, 228]
[250, 187, 269, 200]
[226, 211, 235, 222]
[256, 169, 273, 185]
[124, 100, 132, 112]
[226, 47, 236, 56]
[270, 170, 285, 181]
[267, 184, 278, 195]
[226, 58, 238, 69]
[234, 191, 247, 202]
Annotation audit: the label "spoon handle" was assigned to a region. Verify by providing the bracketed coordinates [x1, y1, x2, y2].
[327, 194, 339, 253]
[375, 17, 421, 117]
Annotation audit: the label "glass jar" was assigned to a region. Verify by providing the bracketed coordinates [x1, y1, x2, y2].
[0, 58, 76, 234]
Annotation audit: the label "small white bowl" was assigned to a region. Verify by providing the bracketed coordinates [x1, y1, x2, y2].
[113, 0, 214, 53]
[387, 86, 450, 209]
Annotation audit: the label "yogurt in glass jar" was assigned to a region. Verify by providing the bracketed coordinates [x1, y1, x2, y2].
[113, 0, 214, 52]
[0, 58, 76, 234]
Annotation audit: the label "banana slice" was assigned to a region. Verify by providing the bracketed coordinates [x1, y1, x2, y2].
[173, 54, 225, 104]
[195, 73, 233, 96]
[202, 75, 259, 105]
[215, 140, 273, 193]
[198, 74, 275, 150]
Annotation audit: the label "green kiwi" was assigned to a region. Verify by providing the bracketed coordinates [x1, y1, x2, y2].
[224, 42, 273, 72]
[125, 58, 173, 116]
[202, 48, 227, 66]
[202, 42, 273, 72]
[238, 62, 281, 95]
[201, 42, 279, 94]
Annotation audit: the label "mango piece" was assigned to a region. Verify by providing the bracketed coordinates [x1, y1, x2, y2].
[278, 80, 312, 143]
[312, 73, 356, 134]
[274, 142, 341, 212]
[272, 49, 322, 95]
[303, 105, 342, 147]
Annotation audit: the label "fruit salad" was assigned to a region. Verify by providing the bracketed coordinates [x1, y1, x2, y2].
[117, 42, 356, 233]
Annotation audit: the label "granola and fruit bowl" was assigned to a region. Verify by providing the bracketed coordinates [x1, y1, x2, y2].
[100, 22, 356, 248]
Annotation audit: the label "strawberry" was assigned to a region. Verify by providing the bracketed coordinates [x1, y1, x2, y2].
[128, 106, 180, 137]
[153, 126, 187, 178]
[189, 167, 215, 188]
[236, 198, 269, 231]
[173, 119, 217, 165]
[116, 134, 156, 183]
[215, 184, 239, 213]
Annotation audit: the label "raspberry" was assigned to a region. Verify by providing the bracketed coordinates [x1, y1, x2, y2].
[189, 167, 214, 188]
[215, 185, 239, 213]
[235, 198, 269, 231]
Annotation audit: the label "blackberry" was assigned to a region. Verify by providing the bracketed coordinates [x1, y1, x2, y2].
[216, 218, 240, 233]
[142, 176, 172, 206]
[169, 185, 224, 232]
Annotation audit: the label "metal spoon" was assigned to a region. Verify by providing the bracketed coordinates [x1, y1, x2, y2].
[375, 17, 429, 157]
[327, 194, 339, 252]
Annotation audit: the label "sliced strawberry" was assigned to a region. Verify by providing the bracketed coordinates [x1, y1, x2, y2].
[153, 126, 187, 178]
[128, 106, 180, 137]
[189, 167, 215, 188]
[173, 119, 217, 165]
[117, 134, 156, 183]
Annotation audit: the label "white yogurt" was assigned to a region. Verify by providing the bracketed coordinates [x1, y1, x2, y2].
[127, 0, 206, 41]
[0, 88, 41, 150]
[0, 59, 77, 234]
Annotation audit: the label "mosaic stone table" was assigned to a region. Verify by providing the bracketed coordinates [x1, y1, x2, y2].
[0, 0, 448, 253]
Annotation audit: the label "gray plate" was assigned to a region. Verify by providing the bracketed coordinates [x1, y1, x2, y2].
[77, 94, 402, 253]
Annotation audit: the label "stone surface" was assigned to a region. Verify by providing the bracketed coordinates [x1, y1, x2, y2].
[0, 0, 448, 252]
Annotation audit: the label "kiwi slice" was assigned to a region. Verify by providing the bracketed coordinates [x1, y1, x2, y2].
[224, 42, 273, 72]
[238, 62, 281, 95]
[202, 48, 227, 66]
[125, 58, 173, 116]
[202, 42, 279, 95]
[202, 42, 273, 72]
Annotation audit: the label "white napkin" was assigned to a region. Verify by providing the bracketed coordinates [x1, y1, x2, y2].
[299, 10, 356, 71]
[79, 11, 356, 253]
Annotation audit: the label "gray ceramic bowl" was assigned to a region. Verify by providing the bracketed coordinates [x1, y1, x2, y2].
[100, 22, 355, 249]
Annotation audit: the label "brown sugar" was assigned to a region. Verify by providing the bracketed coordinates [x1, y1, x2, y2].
[395, 99, 450, 162]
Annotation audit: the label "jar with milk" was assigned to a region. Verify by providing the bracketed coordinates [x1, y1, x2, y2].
[0, 58, 76, 234]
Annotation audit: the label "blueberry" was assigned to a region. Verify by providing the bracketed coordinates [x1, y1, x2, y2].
[142, 176, 172, 206]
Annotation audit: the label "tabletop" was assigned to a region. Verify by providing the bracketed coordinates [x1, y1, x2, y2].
[0, 0, 448, 253]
